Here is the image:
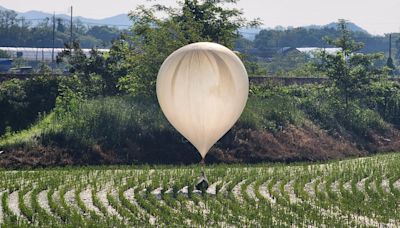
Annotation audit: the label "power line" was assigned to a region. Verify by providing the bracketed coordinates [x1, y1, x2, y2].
[52, 12, 55, 62]
[9, 17, 132, 28]
[76, 21, 131, 27]
[70, 6, 73, 47]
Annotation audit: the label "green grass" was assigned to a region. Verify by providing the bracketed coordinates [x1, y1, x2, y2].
[0, 94, 304, 151]
[0, 153, 399, 227]
[0, 113, 58, 149]
[1, 83, 394, 156]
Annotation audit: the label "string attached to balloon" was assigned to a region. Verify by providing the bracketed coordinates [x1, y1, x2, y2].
[156, 42, 249, 191]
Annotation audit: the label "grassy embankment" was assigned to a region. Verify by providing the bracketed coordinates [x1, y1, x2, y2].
[1, 83, 398, 167]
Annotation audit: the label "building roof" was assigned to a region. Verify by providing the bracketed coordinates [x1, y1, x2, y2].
[296, 47, 341, 57]
[277, 47, 299, 54]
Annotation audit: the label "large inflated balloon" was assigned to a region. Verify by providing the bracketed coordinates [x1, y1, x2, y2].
[156, 42, 249, 159]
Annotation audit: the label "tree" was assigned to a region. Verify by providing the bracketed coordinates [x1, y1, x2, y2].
[253, 23, 389, 57]
[87, 26, 120, 44]
[116, 0, 260, 97]
[56, 18, 66, 33]
[322, 20, 386, 115]
[0, 49, 10, 58]
[0, 76, 60, 135]
[0, 9, 121, 48]
[396, 37, 400, 60]
[57, 41, 118, 96]
[386, 56, 395, 72]
[324, 19, 364, 57]
[56, 0, 260, 98]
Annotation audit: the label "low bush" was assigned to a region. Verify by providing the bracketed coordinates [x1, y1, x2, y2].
[40, 92, 304, 149]
[239, 88, 304, 131]
[43, 96, 169, 149]
[291, 84, 389, 137]
[0, 76, 59, 135]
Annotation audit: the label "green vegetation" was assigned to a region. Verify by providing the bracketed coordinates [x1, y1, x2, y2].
[396, 37, 400, 60]
[244, 22, 399, 76]
[2, 5, 397, 76]
[0, 153, 399, 226]
[252, 24, 391, 54]
[1, 13, 400, 166]
[0, 76, 59, 135]
[0, 1, 399, 225]
[1, 78, 398, 165]
[0, 9, 122, 48]
[115, 0, 259, 97]
[0, 49, 10, 58]
[0, 92, 302, 149]
[261, 52, 321, 77]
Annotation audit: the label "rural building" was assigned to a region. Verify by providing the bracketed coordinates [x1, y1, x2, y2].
[276, 47, 341, 57]
[246, 46, 341, 60]
[277, 47, 299, 55]
[296, 47, 342, 57]
[0, 59, 12, 72]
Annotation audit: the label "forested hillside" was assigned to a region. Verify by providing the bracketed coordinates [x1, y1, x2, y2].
[253, 27, 391, 53]
[0, 9, 124, 48]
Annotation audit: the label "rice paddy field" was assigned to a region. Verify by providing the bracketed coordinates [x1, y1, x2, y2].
[1, 153, 400, 227]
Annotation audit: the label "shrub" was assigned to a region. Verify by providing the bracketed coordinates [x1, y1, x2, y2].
[296, 84, 388, 137]
[363, 80, 400, 126]
[42, 96, 169, 149]
[241, 84, 306, 130]
[0, 76, 59, 135]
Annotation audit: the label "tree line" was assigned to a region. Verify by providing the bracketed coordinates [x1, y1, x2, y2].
[0, 9, 124, 48]
[251, 27, 394, 53]
[235, 27, 400, 67]
[1, 8, 399, 61]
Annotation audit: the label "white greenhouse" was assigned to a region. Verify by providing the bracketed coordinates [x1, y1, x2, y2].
[0, 47, 109, 62]
[296, 47, 342, 58]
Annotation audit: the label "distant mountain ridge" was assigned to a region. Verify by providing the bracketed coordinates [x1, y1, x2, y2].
[1, 5, 369, 35]
[0, 5, 131, 28]
[305, 22, 369, 34]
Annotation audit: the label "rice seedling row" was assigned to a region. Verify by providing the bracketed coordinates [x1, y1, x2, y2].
[0, 153, 400, 227]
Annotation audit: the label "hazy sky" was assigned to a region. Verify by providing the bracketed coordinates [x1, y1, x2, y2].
[0, 0, 399, 35]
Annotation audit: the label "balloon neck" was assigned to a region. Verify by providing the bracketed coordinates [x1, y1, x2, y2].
[200, 158, 206, 173]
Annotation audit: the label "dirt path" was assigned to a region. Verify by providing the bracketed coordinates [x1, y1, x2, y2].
[123, 187, 156, 225]
[64, 189, 81, 213]
[8, 191, 23, 218]
[80, 188, 103, 216]
[97, 187, 122, 219]
[0, 191, 4, 224]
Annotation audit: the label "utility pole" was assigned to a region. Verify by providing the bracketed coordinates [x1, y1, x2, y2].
[387, 33, 395, 72]
[389, 34, 392, 59]
[52, 12, 55, 63]
[70, 6, 73, 49]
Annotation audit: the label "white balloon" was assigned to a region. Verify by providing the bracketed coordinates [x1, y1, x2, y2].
[156, 42, 249, 158]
